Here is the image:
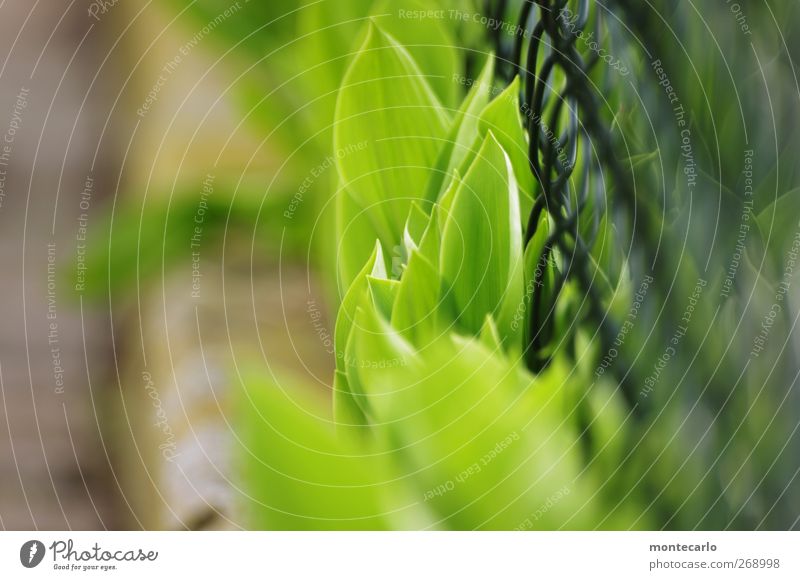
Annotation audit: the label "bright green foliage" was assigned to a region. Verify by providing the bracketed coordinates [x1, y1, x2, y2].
[467, 77, 535, 217]
[231, 18, 644, 529]
[424, 55, 495, 201]
[236, 19, 643, 530]
[348, 318, 608, 529]
[235, 366, 397, 530]
[391, 248, 440, 345]
[439, 132, 523, 341]
[334, 23, 451, 287]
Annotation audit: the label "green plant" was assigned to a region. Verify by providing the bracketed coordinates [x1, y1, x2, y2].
[236, 19, 646, 530]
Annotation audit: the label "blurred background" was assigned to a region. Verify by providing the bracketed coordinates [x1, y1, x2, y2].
[1, 0, 799, 530]
[0, 0, 336, 529]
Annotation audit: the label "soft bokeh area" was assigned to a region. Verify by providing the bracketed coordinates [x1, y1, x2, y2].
[1, 0, 799, 530]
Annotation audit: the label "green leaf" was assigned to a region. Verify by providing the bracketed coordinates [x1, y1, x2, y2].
[417, 203, 441, 268]
[347, 291, 417, 416]
[334, 22, 451, 284]
[474, 76, 535, 216]
[367, 275, 400, 318]
[368, 335, 606, 529]
[427, 73, 535, 223]
[525, 211, 551, 279]
[436, 169, 462, 236]
[439, 132, 524, 341]
[397, 201, 432, 275]
[235, 367, 393, 530]
[391, 249, 441, 346]
[521, 212, 558, 360]
[424, 55, 495, 201]
[336, 186, 382, 289]
[333, 241, 386, 424]
[370, 0, 461, 109]
[404, 201, 431, 247]
[335, 240, 387, 363]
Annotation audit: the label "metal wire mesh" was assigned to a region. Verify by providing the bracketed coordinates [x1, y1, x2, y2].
[487, 0, 638, 400]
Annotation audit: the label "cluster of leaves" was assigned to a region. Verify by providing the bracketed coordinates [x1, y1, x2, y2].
[333, 23, 547, 422]
[237, 21, 646, 530]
